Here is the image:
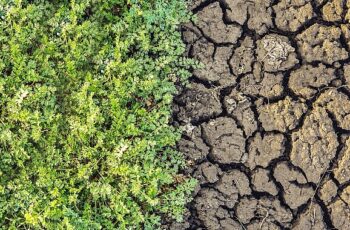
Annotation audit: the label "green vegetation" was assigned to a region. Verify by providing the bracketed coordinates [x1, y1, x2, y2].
[0, 0, 197, 229]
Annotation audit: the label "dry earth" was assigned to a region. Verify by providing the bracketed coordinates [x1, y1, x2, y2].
[168, 0, 350, 229]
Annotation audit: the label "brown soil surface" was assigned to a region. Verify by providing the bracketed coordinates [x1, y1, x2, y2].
[169, 0, 350, 229]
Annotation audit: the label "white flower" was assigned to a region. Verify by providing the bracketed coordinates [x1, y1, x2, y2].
[15, 89, 29, 105]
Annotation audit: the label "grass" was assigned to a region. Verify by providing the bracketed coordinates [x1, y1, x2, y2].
[0, 0, 197, 229]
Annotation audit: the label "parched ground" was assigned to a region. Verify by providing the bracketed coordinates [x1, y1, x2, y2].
[170, 0, 350, 229]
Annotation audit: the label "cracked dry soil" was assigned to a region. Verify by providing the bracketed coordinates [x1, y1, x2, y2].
[168, 0, 350, 229]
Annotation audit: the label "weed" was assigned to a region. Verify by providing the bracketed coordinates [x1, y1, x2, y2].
[0, 0, 198, 229]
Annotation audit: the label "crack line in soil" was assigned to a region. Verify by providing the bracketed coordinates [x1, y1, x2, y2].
[166, 1, 350, 229]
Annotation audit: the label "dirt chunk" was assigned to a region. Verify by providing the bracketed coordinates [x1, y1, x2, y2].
[219, 218, 243, 230]
[328, 196, 350, 230]
[191, 38, 214, 71]
[182, 22, 202, 45]
[252, 168, 278, 196]
[341, 186, 350, 204]
[247, 0, 273, 35]
[273, 0, 314, 32]
[202, 117, 246, 164]
[230, 36, 255, 76]
[296, 24, 348, 64]
[289, 64, 336, 99]
[258, 97, 307, 132]
[216, 170, 251, 199]
[178, 126, 209, 163]
[290, 107, 339, 183]
[246, 220, 281, 230]
[236, 197, 293, 228]
[319, 179, 338, 205]
[240, 62, 284, 99]
[246, 132, 285, 170]
[223, 0, 273, 34]
[257, 34, 299, 72]
[176, 83, 222, 123]
[194, 188, 237, 230]
[193, 162, 222, 184]
[224, 89, 257, 137]
[273, 162, 314, 209]
[292, 202, 327, 230]
[346, 0, 350, 22]
[222, 0, 248, 25]
[322, 0, 344, 22]
[344, 64, 350, 87]
[192, 39, 235, 85]
[316, 89, 350, 130]
[196, 2, 242, 44]
[193, 171, 253, 229]
[334, 138, 350, 184]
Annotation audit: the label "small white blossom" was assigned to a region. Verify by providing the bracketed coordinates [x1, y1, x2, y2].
[16, 89, 29, 105]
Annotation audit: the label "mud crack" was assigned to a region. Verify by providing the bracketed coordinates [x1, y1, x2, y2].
[167, 1, 350, 229]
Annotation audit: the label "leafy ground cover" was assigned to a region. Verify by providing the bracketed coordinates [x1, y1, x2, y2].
[0, 0, 196, 229]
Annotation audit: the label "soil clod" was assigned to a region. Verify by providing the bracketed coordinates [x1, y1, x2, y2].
[172, 0, 350, 228]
